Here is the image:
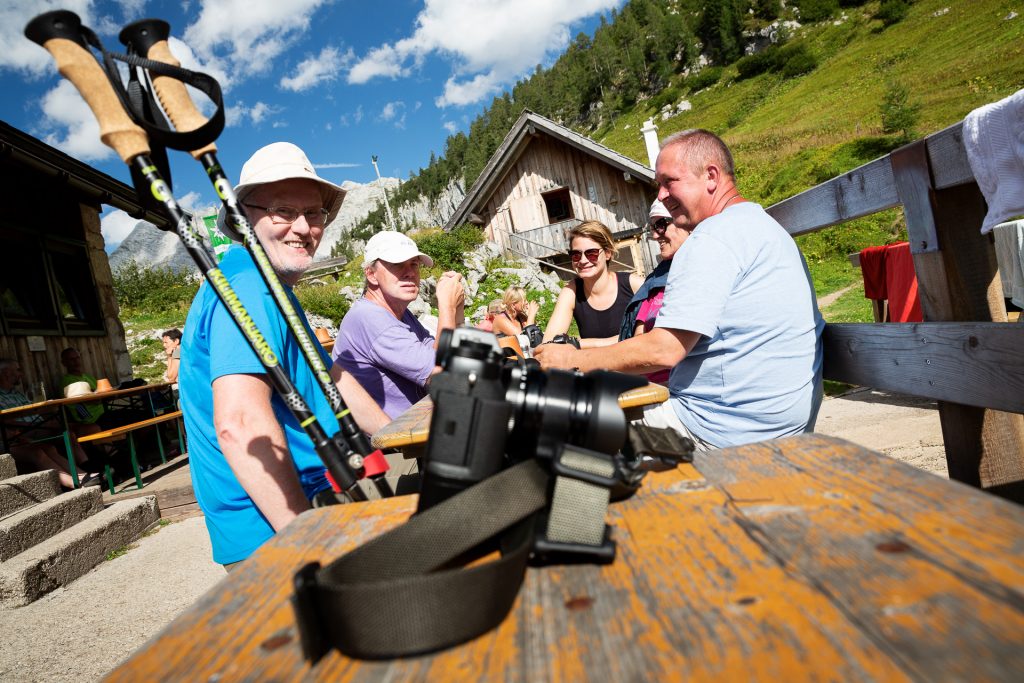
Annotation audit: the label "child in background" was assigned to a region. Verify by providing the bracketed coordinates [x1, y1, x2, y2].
[476, 300, 504, 332]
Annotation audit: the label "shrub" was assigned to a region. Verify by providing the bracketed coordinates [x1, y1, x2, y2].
[753, 0, 782, 20]
[797, 0, 839, 22]
[413, 224, 483, 273]
[876, 0, 911, 26]
[113, 261, 200, 313]
[736, 49, 777, 80]
[294, 283, 352, 327]
[649, 86, 682, 112]
[780, 49, 818, 78]
[879, 81, 920, 140]
[683, 67, 723, 93]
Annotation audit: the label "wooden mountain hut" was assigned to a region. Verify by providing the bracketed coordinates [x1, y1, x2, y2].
[0, 121, 169, 397]
[444, 111, 660, 277]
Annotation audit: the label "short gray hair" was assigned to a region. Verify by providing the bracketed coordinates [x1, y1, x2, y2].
[661, 129, 735, 178]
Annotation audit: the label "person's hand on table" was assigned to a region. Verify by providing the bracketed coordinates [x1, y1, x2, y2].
[533, 342, 579, 370]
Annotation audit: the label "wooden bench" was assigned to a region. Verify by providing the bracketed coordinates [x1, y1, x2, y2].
[78, 410, 184, 493]
[764, 119, 1024, 501]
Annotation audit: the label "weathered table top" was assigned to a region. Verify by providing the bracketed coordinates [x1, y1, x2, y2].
[0, 381, 173, 419]
[371, 382, 670, 451]
[107, 433, 1024, 682]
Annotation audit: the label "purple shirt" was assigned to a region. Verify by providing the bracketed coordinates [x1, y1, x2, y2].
[332, 297, 435, 419]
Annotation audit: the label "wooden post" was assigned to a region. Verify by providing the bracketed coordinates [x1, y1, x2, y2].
[892, 142, 1024, 493]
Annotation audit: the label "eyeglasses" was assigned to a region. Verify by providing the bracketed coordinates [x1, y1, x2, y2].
[569, 248, 602, 263]
[649, 217, 671, 235]
[244, 203, 329, 226]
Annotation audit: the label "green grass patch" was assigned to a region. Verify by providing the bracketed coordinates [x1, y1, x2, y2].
[821, 281, 875, 323]
[105, 544, 135, 561]
[824, 380, 856, 397]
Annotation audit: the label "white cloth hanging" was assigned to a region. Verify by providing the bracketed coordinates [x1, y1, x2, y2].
[963, 88, 1024, 234]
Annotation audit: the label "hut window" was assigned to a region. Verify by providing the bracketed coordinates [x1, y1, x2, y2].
[0, 226, 104, 336]
[542, 188, 573, 223]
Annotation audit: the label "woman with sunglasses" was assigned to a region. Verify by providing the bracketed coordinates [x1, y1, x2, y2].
[543, 220, 643, 347]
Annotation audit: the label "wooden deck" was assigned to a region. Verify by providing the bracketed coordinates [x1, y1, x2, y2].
[100, 453, 198, 520]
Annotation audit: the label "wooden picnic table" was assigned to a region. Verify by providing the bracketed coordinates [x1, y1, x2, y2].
[107, 433, 1024, 681]
[371, 382, 670, 452]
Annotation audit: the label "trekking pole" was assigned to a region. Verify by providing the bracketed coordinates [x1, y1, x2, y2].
[24, 10, 371, 502]
[117, 19, 394, 498]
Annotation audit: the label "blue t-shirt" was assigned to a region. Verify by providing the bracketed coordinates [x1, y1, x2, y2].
[655, 202, 824, 448]
[180, 246, 334, 564]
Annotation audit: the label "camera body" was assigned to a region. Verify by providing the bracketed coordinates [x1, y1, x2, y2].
[417, 327, 646, 529]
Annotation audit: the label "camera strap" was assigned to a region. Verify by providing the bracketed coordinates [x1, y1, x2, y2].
[293, 445, 621, 660]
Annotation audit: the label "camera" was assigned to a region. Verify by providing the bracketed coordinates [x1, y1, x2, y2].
[417, 327, 646, 516]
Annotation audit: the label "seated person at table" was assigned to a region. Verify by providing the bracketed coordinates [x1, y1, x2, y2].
[543, 221, 642, 348]
[491, 286, 539, 338]
[535, 129, 824, 452]
[162, 328, 182, 384]
[475, 299, 503, 333]
[616, 199, 685, 385]
[332, 230, 465, 420]
[0, 358, 99, 488]
[59, 347, 149, 434]
[180, 142, 391, 569]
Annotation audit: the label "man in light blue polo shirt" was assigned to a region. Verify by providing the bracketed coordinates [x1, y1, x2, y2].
[535, 129, 823, 451]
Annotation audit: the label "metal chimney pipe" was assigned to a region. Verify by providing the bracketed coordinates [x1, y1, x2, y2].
[640, 118, 660, 169]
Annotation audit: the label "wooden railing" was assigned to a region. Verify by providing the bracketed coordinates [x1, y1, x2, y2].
[765, 121, 1024, 498]
[508, 218, 582, 259]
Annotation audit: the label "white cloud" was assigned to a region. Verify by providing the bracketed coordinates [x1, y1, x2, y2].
[314, 162, 360, 169]
[167, 36, 232, 92]
[39, 79, 112, 161]
[280, 46, 353, 92]
[1, 0, 95, 78]
[112, 0, 146, 20]
[225, 100, 282, 127]
[379, 101, 406, 129]
[443, 120, 458, 133]
[100, 209, 138, 252]
[353, 105, 363, 124]
[347, 0, 621, 107]
[183, 0, 331, 78]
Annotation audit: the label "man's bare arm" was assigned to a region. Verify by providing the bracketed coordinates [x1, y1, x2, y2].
[534, 327, 700, 374]
[213, 373, 310, 531]
[330, 364, 391, 435]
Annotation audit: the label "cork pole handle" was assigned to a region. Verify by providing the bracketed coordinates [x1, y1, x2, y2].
[24, 11, 149, 164]
[119, 19, 216, 160]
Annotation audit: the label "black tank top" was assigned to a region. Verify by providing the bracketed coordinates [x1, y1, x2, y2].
[573, 271, 633, 339]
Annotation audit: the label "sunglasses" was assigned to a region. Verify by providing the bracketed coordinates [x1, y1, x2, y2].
[649, 217, 671, 234]
[569, 248, 602, 263]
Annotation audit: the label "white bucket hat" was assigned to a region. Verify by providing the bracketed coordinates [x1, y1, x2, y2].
[217, 142, 346, 239]
[362, 230, 434, 268]
[63, 381, 93, 399]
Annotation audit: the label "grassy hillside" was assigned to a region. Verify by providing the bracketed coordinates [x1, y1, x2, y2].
[597, 0, 1023, 319]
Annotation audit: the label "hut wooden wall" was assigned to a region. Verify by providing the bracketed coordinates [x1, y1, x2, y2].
[482, 136, 654, 250]
[0, 200, 131, 398]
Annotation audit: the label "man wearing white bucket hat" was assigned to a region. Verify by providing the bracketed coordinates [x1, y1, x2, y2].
[332, 230, 464, 419]
[180, 142, 389, 569]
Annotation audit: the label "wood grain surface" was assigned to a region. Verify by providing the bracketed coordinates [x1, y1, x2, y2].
[107, 434, 1024, 682]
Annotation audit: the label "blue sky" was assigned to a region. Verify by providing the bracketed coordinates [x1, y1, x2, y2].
[1, 0, 624, 249]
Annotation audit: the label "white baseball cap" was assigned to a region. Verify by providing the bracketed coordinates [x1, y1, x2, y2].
[649, 199, 672, 219]
[218, 142, 346, 239]
[362, 230, 434, 268]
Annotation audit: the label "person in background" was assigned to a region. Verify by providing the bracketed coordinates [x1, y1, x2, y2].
[616, 199, 689, 384]
[179, 142, 390, 570]
[543, 220, 642, 347]
[162, 328, 182, 384]
[491, 286, 539, 338]
[535, 129, 823, 452]
[333, 230, 464, 420]
[0, 358, 99, 488]
[475, 299, 504, 333]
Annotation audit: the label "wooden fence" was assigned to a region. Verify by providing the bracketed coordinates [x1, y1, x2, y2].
[765, 121, 1024, 500]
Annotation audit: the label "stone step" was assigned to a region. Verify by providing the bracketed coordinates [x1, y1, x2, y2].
[0, 495, 160, 608]
[0, 470, 61, 519]
[0, 487, 104, 562]
[0, 453, 16, 481]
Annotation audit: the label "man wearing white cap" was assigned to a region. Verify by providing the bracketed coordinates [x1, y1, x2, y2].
[179, 142, 389, 569]
[332, 230, 464, 419]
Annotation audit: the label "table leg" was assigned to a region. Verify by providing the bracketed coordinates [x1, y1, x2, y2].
[127, 433, 143, 490]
